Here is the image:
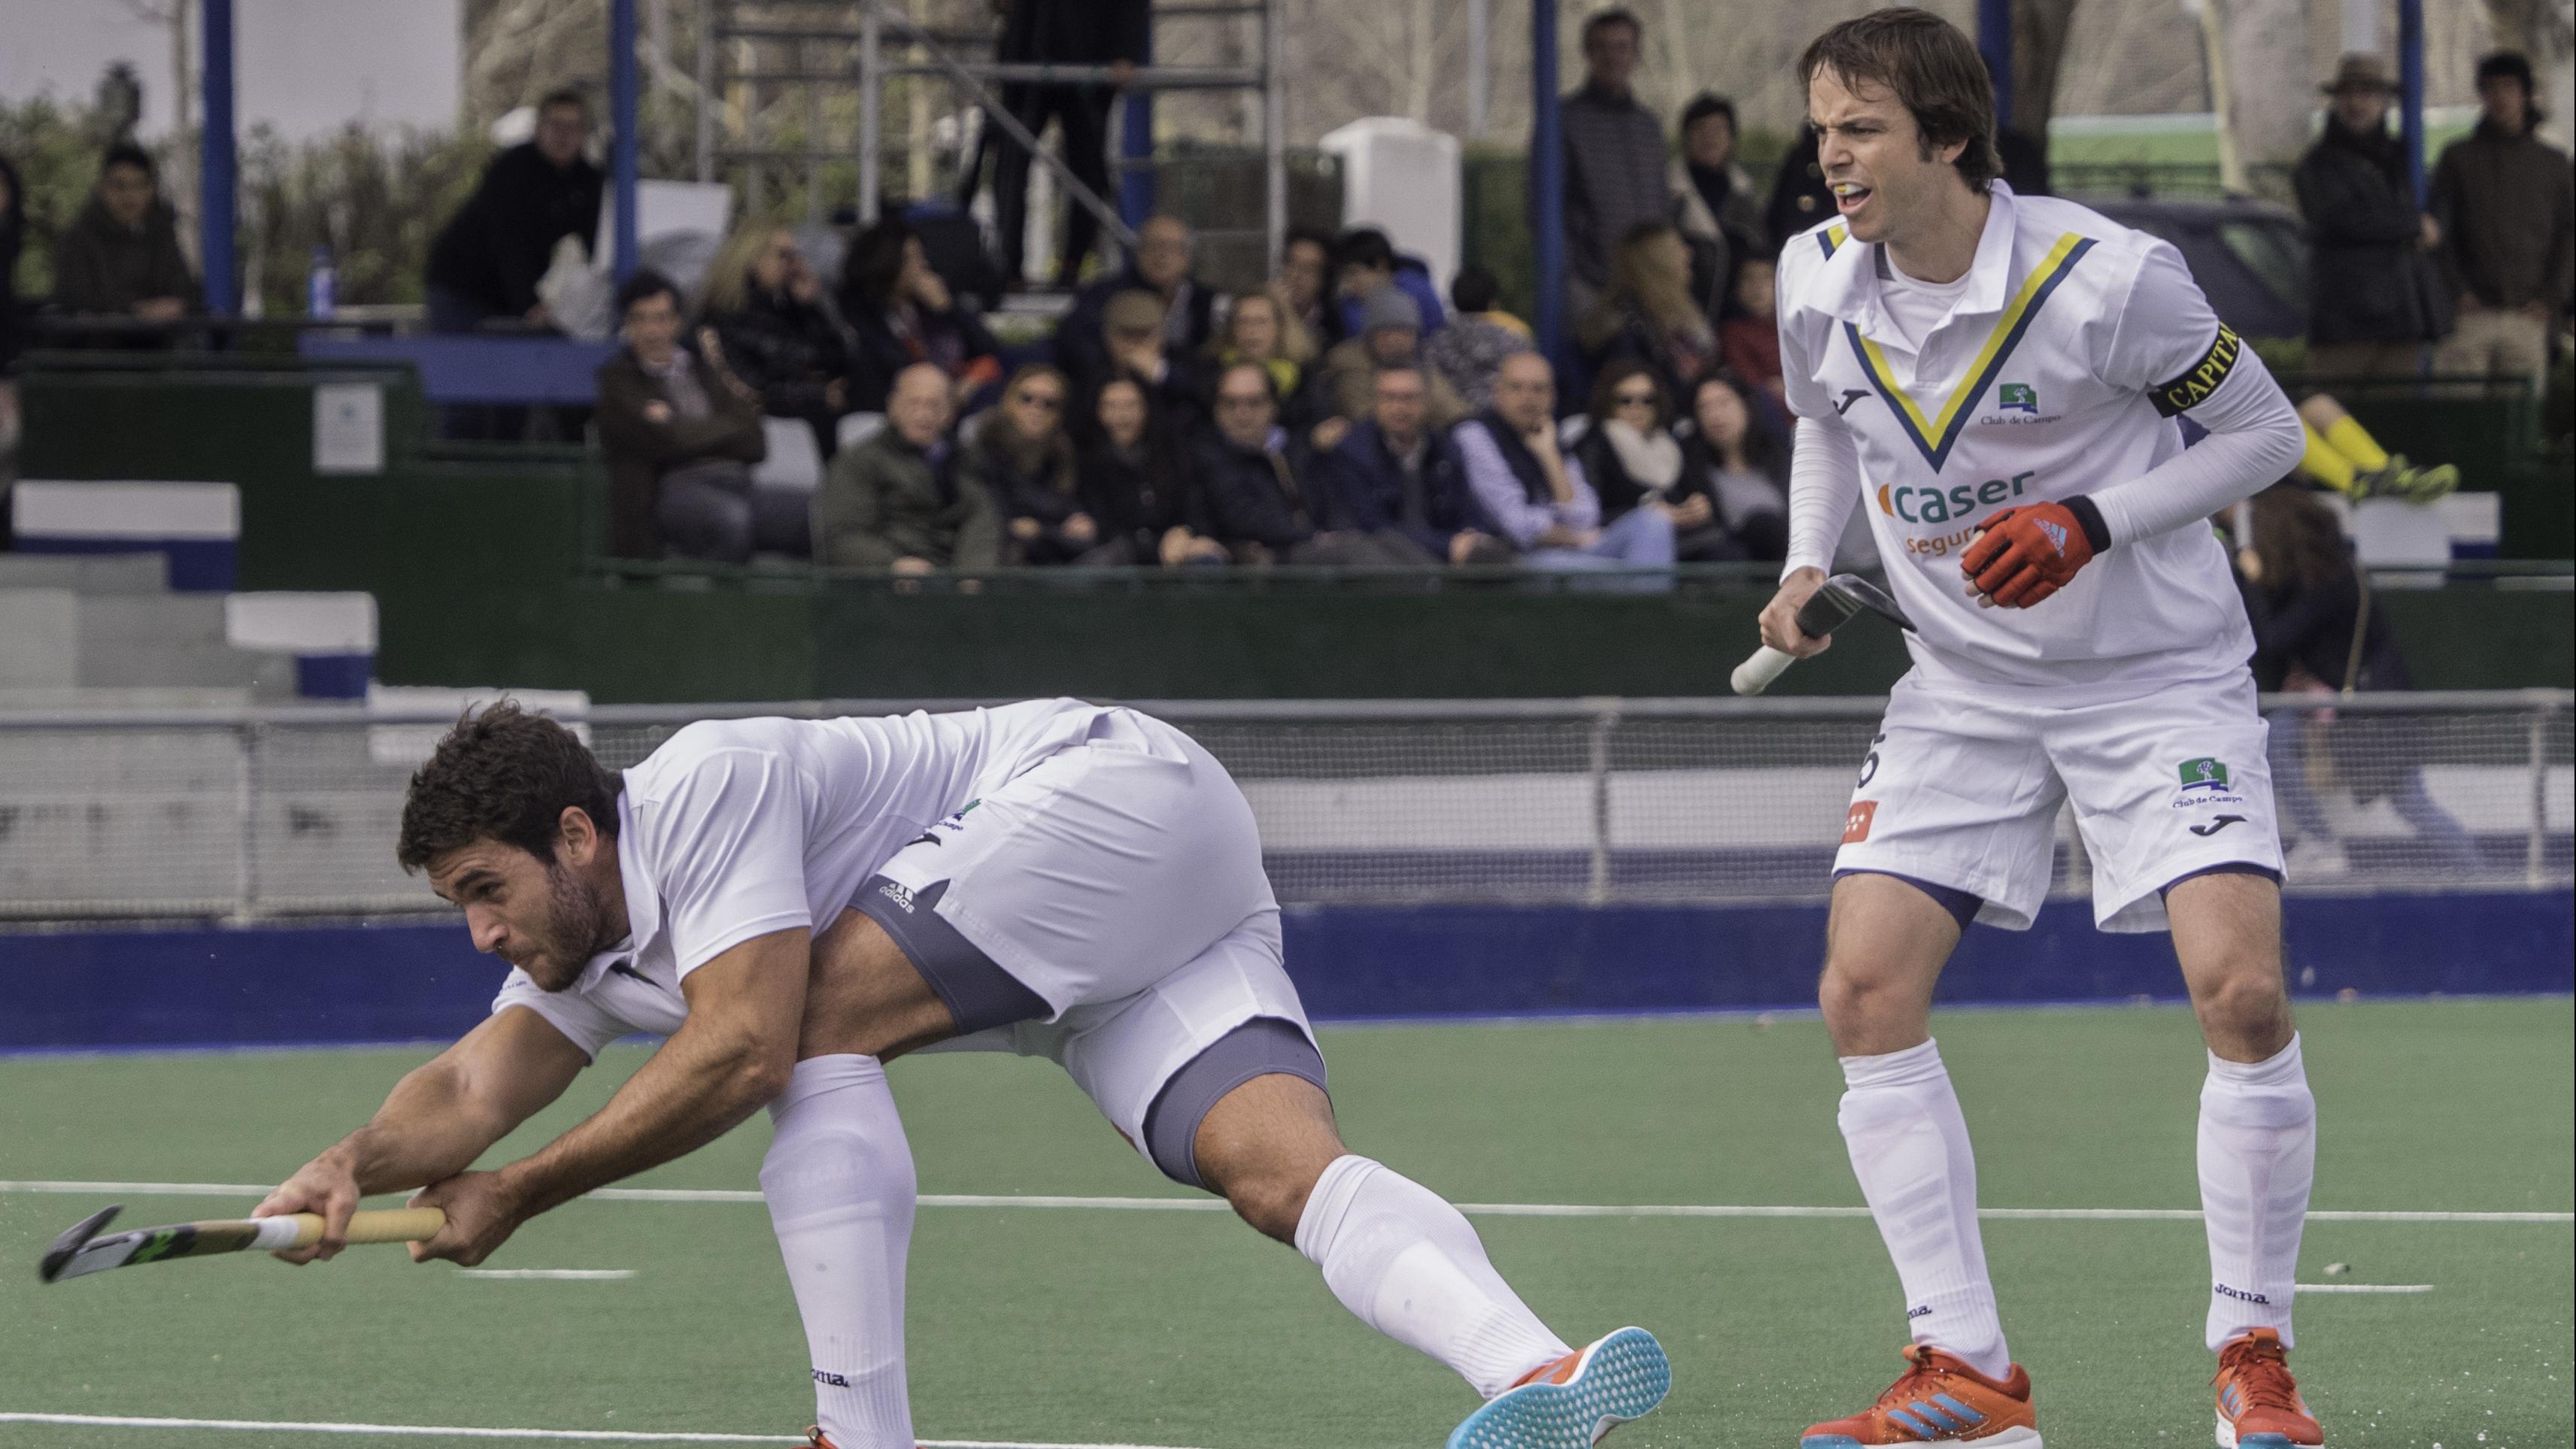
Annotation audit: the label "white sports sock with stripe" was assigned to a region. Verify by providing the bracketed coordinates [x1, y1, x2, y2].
[2199, 1033, 2315, 1352]
[1294, 1154, 1572, 1398]
[762, 1054, 917, 1448]
[1839, 1038, 2012, 1380]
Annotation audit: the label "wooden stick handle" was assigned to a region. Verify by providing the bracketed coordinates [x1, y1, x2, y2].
[283, 1207, 448, 1250]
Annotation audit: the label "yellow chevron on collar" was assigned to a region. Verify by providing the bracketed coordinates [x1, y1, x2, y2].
[1852, 231, 2088, 448]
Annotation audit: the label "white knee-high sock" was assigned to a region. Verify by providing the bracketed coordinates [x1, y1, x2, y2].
[1839, 1038, 2010, 1379]
[761, 1055, 918, 1449]
[2199, 1033, 2315, 1352]
[1293, 1155, 1572, 1398]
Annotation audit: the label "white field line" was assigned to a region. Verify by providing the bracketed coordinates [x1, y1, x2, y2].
[2296, 1282, 2436, 1293]
[1, 1180, 2568, 1224]
[457, 1268, 635, 1281]
[0, 1415, 1201, 1448]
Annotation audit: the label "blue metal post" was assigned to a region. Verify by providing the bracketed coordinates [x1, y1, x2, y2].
[2398, 0, 2426, 205]
[1120, 14, 1156, 226]
[199, 0, 238, 314]
[1531, 0, 1564, 365]
[1978, 0, 2013, 129]
[610, 0, 641, 279]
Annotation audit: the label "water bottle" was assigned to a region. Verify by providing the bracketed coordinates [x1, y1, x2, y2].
[307, 244, 337, 318]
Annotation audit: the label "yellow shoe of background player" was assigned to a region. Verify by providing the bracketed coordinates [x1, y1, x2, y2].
[2385, 461, 2460, 505]
[2213, 1329, 2323, 1447]
[1800, 1344, 2042, 1446]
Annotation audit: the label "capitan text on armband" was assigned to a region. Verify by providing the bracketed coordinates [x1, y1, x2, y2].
[2151, 324, 2242, 417]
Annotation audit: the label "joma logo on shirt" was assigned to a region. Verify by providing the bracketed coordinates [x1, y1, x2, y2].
[1877, 471, 2037, 527]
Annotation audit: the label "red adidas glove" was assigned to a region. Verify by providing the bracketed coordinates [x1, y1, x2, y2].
[1960, 497, 2107, 608]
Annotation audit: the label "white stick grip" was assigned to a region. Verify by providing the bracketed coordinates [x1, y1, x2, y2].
[1731, 644, 1796, 696]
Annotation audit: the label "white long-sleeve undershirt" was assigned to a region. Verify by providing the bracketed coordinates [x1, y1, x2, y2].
[1783, 411, 1862, 578]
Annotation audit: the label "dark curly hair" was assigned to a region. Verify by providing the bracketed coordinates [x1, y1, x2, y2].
[396, 702, 622, 872]
[1799, 7, 2002, 194]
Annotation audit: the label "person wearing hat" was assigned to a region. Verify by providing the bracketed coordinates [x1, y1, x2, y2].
[2293, 53, 2453, 378]
[1309, 284, 1467, 453]
[2431, 50, 2574, 381]
[1077, 286, 1211, 444]
[1670, 92, 1768, 326]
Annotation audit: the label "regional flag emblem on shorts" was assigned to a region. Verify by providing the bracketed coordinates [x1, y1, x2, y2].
[2179, 757, 2231, 790]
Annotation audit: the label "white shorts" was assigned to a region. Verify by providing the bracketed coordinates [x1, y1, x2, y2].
[1836, 670, 2286, 932]
[872, 708, 1318, 1155]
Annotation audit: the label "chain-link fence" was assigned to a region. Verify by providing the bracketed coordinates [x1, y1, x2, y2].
[1, 693, 2565, 920]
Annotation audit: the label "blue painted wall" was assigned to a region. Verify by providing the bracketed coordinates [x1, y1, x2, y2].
[3, 892, 2566, 1052]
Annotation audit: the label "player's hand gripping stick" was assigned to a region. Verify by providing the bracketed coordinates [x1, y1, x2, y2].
[1731, 574, 1914, 696]
[38, 1202, 448, 1284]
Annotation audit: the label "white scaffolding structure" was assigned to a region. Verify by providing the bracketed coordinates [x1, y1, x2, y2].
[691, 0, 1286, 274]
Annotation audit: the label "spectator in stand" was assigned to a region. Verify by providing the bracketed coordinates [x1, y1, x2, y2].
[2232, 482, 2478, 875]
[982, 0, 1147, 287]
[1558, 8, 1670, 315]
[1677, 370, 1789, 561]
[1313, 286, 1467, 447]
[1764, 123, 1835, 244]
[1208, 289, 1309, 401]
[52, 143, 199, 326]
[1198, 361, 1416, 565]
[696, 224, 858, 456]
[1424, 265, 1535, 415]
[1079, 376, 1227, 565]
[1672, 92, 1766, 323]
[1454, 351, 1676, 580]
[1574, 359, 1730, 561]
[2295, 54, 2450, 378]
[839, 217, 1003, 413]
[1327, 227, 1447, 345]
[1314, 365, 1505, 566]
[816, 362, 999, 571]
[1578, 221, 1719, 402]
[962, 363, 1099, 565]
[1057, 214, 1215, 385]
[2432, 50, 2574, 382]
[423, 89, 601, 334]
[1083, 287, 1211, 441]
[596, 270, 806, 564]
[1271, 226, 1335, 347]
[1719, 247, 1785, 401]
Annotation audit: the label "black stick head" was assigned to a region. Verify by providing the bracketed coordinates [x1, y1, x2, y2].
[39, 1205, 121, 1285]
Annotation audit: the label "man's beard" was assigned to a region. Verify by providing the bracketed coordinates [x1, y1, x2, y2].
[520, 863, 620, 992]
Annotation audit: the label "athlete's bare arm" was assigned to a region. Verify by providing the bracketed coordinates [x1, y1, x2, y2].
[408, 927, 811, 1266]
[253, 1005, 590, 1263]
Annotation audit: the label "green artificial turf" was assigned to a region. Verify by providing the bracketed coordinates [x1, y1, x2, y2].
[2, 997, 2568, 1448]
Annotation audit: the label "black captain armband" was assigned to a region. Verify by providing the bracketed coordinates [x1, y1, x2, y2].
[2150, 324, 2244, 417]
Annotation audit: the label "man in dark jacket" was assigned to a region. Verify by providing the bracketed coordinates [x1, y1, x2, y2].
[1313, 366, 1503, 565]
[1556, 9, 1670, 313]
[2432, 50, 2574, 380]
[2294, 54, 2449, 377]
[815, 362, 1000, 570]
[595, 271, 796, 563]
[1054, 214, 1214, 385]
[1197, 361, 1415, 565]
[1764, 124, 1837, 247]
[52, 144, 201, 325]
[976, 0, 1148, 286]
[425, 89, 603, 332]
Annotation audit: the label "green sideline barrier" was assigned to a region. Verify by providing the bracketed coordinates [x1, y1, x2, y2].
[16, 362, 2574, 703]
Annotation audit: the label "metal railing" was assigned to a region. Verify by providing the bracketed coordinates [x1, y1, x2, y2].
[0, 692, 2565, 922]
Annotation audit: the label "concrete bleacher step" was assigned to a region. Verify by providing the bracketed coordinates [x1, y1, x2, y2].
[0, 552, 169, 593]
[0, 588, 299, 696]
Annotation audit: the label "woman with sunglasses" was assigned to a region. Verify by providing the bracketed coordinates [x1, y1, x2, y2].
[1573, 359, 1733, 562]
[959, 363, 1099, 565]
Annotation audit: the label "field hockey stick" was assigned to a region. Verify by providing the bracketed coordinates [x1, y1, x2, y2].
[1731, 573, 1916, 696]
[39, 1203, 447, 1284]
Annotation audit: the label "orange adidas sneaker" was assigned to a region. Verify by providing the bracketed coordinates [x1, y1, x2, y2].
[2213, 1329, 2323, 1447]
[1800, 1344, 2042, 1447]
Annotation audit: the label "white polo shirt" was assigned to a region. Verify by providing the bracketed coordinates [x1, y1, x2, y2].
[1777, 182, 2298, 693]
[490, 698, 1118, 1056]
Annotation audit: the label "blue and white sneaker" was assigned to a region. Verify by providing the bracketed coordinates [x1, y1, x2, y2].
[1449, 1326, 1673, 1448]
